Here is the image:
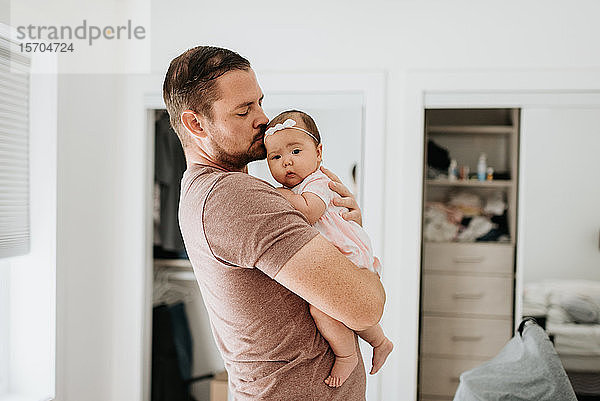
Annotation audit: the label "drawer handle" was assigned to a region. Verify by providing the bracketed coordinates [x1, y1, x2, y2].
[453, 256, 485, 263]
[452, 335, 483, 342]
[452, 292, 484, 300]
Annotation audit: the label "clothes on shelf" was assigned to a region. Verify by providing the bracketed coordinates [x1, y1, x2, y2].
[424, 190, 510, 243]
[427, 139, 451, 171]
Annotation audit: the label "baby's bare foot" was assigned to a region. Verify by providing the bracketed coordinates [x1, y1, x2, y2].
[370, 338, 393, 375]
[324, 353, 358, 388]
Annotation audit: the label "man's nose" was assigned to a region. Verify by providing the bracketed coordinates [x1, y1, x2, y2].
[254, 107, 269, 128]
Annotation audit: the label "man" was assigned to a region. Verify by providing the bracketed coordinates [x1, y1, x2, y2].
[163, 46, 385, 400]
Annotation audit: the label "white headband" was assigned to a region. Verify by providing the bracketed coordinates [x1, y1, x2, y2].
[264, 118, 319, 143]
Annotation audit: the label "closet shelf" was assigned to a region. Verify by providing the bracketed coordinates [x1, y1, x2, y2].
[424, 240, 514, 246]
[154, 258, 193, 269]
[426, 179, 513, 188]
[164, 270, 196, 281]
[427, 125, 515, 135]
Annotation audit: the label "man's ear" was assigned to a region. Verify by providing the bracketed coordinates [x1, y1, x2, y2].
[316, 143, 323, 162]
[181, 110, 206, 139]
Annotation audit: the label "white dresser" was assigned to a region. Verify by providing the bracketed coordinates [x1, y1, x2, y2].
[419, 243, 514, 399]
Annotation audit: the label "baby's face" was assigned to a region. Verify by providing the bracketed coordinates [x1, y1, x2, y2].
[264, 128, 322, 188]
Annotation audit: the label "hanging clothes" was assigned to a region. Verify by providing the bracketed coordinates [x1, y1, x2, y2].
[154, 111, 187, 254]
[169, 302, 194, 382]
[151, 302, 195, 401]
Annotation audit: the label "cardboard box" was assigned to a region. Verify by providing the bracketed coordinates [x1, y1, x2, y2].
[210, 370, 228, 401]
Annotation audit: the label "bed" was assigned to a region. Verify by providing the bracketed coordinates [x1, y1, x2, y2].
[523, 280, 600, 399]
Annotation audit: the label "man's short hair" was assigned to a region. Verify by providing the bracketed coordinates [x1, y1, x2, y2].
[162, 46, 251, 147]
[267, 110, 321, 144]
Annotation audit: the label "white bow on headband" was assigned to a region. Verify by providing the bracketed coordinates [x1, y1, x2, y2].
[264, 118, 319, 143]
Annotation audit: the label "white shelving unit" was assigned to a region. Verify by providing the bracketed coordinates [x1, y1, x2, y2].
[418, 108, 520, 401]
[426, 179, 514, 188]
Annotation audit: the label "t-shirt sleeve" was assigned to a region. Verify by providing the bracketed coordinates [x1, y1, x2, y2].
[298, 174, 334, 207]
[203, 173, 320, 278]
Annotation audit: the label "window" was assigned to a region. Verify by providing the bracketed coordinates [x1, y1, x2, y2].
[0, 24, 30, 399]
[0, 261, 8, 394]
[0, 32, 30, 258]
[0, 22, 57, 401]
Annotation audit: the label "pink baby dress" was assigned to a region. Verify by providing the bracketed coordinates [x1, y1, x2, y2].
[290, 169, 382, 275]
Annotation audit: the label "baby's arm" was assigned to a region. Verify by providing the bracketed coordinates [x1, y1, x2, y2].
[275, 188, 327, 225]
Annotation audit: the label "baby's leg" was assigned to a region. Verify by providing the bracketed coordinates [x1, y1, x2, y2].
[309, 304, 358, 388]
[356, 324, 394, 375]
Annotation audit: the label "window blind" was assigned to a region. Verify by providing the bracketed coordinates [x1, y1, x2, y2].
[0, 34, 30, 258]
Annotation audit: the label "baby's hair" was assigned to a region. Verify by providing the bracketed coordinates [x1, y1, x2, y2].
[268, 110, 321, 144]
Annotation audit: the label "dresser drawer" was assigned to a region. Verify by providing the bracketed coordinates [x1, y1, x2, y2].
[422, 274, 513, 316]
[420, 356, 481, 397]
[423, 242, 514, 274]
[420, 316, 512, 358]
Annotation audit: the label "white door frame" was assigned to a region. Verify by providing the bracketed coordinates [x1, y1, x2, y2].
[390, 68, 600, 401]
[142, 71, 386, 401]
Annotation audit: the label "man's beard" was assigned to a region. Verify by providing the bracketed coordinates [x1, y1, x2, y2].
[209, 134, 266, 171]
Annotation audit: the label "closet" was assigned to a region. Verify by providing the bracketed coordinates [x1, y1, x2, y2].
[418, 108, 520, 400]
[151, 110, 224, 401]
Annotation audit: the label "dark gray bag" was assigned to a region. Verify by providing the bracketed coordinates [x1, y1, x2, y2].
[453, 318, 577, 401]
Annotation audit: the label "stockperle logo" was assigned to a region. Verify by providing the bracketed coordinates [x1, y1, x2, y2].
[16, 19, 146, 49]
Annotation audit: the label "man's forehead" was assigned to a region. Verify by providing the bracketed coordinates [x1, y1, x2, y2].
[215, 69, 262, 105]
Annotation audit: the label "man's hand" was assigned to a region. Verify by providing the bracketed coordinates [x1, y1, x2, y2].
[320, 166, 362, 226]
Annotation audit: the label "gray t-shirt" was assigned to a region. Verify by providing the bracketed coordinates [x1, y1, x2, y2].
[178, 164, 366, 401]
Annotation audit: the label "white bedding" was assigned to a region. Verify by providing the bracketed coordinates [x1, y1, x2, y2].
[548, 322, 600, 372]
[559, 354, 600, 372]
[548, 323, 600, 355]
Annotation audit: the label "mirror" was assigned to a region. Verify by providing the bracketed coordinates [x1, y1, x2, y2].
[519, 107, 600, 398]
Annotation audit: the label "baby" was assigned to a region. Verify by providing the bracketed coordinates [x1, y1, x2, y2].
[264, 110, 393, 388]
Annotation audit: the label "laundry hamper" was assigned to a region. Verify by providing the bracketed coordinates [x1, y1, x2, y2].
[453, 318, 577, 401]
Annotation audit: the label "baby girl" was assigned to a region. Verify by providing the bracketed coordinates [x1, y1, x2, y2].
[264, 110, 393, 388]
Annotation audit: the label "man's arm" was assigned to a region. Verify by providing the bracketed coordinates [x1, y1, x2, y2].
[273, 234, 385, 331]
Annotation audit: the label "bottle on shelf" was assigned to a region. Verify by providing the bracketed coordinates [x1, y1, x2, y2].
[448, 159, 458, 181]
[477, 153, 487, 182]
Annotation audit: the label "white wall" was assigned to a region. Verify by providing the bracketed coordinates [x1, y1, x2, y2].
[51, 1, 600, 401]
[56, 75, 121, 401]
[0, 0, 8, 25]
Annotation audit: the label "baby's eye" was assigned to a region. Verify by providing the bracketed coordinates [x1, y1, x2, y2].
[271, 155, 281, 160]
[292, 149, 301, 154]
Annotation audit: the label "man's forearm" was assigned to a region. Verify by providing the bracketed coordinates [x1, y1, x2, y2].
[348, 268, 385, 331]
[273, 235, 386, 331]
